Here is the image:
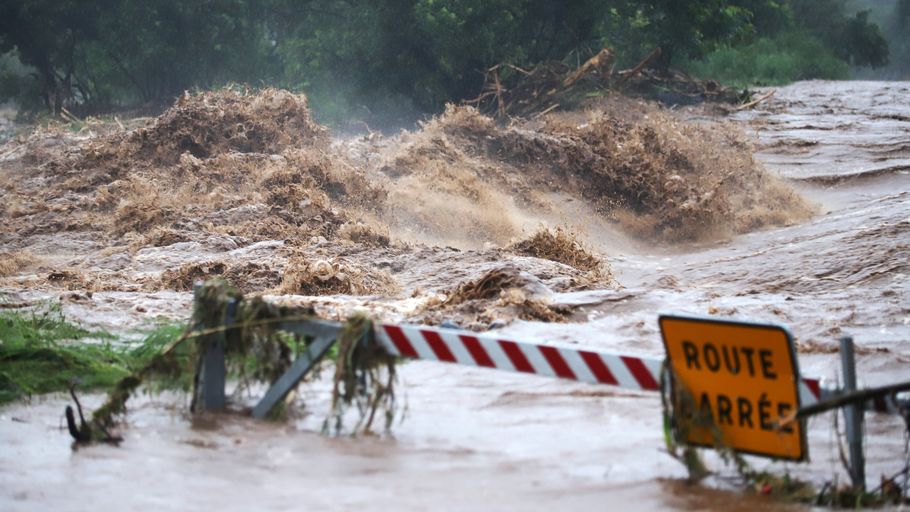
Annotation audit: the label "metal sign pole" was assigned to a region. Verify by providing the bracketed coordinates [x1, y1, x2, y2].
[840, 335, 865, 491]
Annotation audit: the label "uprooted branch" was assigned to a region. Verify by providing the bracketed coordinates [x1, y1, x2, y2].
[616, 47, 662, 86]
[563, 47, 614, 88]
[736, 89, 776, 111]
[468, 46, 743, 118]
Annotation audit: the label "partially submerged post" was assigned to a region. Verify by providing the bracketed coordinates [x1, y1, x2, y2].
[193, 282, 234, 411]
[840, 335, 865, 491]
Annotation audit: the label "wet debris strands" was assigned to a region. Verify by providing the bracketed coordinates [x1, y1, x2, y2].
[66, 281, 400, 442]
[413, 265, 572, 331]
[324, 314, 399, 435]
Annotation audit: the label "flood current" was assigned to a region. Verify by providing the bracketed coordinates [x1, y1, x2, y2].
[2, 80, 908, 511]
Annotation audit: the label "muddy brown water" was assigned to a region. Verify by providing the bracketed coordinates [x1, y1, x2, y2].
[2, 81, 909, 510]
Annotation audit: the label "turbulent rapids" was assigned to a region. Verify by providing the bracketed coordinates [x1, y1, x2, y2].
[1, 81, 908, 511]
[0, 87, 813, 327]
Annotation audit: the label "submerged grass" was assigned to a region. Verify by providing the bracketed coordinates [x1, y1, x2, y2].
[0, 306, 187, 405]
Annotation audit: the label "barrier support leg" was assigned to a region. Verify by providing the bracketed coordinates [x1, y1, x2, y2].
[252, 333, 337, 418]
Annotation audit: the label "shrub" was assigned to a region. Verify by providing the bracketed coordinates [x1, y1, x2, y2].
[685, 32, 850, 87]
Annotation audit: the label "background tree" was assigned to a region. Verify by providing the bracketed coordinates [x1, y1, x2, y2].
[0, 0, 895, 122]
[0, 0, 108, 112]
[790, 0, 888, 67]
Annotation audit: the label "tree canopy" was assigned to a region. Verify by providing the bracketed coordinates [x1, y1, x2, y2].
[0, 0, 892, 121]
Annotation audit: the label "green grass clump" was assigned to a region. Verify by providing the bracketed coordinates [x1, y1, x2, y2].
[685, 32, 849, 88]
[0, 307, 186, 405]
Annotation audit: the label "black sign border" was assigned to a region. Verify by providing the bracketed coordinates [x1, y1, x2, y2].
[658, 312, 808, 462]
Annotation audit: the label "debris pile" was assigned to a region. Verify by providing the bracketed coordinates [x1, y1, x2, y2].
[129, 88, 327, 164]
[160, 260, 282, 293]
[507, 227, 612, 283]
[413, 265, 571, 330]
[10, 88, 381, 248]
[467, 47, 745, 118]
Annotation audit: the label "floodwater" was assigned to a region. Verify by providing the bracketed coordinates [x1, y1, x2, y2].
[2, 81, 909, 510]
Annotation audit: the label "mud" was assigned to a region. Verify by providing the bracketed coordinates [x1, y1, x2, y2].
[2, 81, 909, 510]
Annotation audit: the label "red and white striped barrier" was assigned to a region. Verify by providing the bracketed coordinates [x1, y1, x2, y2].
[376, 324, 823, 406]
[376, 323, 829, 405]
[378, 323, 662, 391]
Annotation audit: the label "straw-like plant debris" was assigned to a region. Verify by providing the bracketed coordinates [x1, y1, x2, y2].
[380, 104, 813, 243]
[412, 265, 572, 330]
[0, 251, 36, 278]
[279, 256, 398, 296]
[160, 260, 282, 293]
[73, 280, 402, 443]
[1, 86, 815, 304]
[324, 314, 399, 435]
[129, 87, 327, 165]
[507, 227, 613, 285]
[444, 266, 548, 306]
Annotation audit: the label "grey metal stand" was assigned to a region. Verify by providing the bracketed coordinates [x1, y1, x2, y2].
[252, 333, 338, 418]
[200, 298, 236, 411]
[840, 335, 865, 491]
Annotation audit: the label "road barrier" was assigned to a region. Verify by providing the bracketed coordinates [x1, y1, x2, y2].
[376, 323, 663, 392]
[373, 322, 909, 414]
[192, 287, 909, 491]
[198, 314, 905, 419]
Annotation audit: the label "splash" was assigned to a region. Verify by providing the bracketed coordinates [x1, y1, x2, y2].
[0, 87, 815, 300]
[372, 104, 815, 244]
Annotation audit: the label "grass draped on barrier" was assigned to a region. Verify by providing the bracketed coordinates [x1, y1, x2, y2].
[72, 280, 400, 444]
[324, 313, 399, 435]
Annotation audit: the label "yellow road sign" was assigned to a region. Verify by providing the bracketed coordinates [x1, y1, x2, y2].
[659, 314, 806, 461]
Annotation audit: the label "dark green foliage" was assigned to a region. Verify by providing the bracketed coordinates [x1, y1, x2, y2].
[851, 0, 910, 79]
[895, 0, 910, 77]
[0, 0, 276, 114]
[0, 0, 107, 112]
[0, 0, 894, 121]
[689, 0, 891, 87]
[685, 32, 850, 87]
[272, 0, 626, 124]
[89, 0, 275, 105]
[790, 0, 888, 68]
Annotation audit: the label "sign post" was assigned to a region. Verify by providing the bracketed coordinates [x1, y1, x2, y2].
[659, 314, 807, 461]
[839, 335, 865, 490]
